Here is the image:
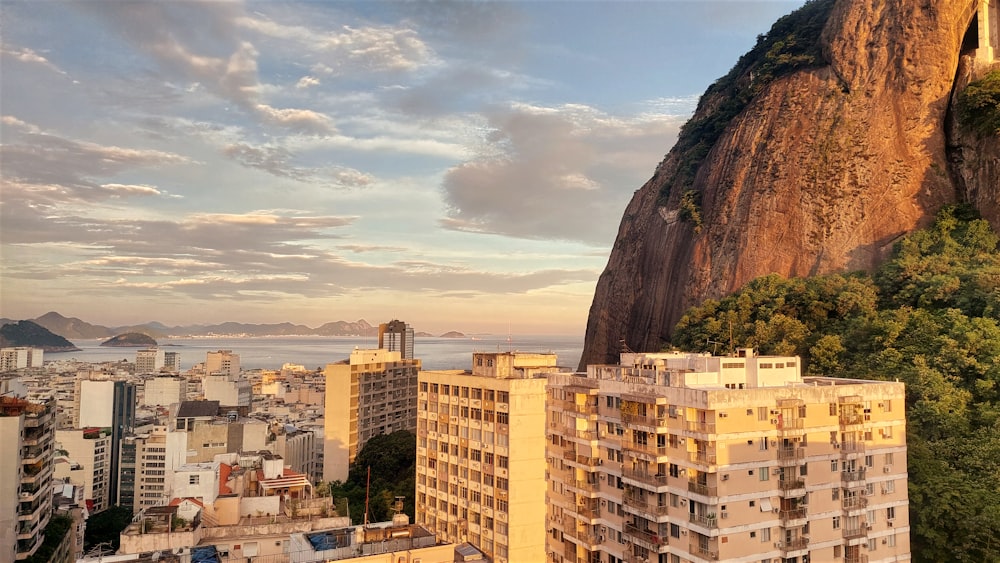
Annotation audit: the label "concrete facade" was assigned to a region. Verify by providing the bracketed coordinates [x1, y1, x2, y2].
[135, 348, 166, 374]
[206, 350, 241, 376]
[143, 376, 188, 407]
[0, 396, 55, 561]
[545, 350, 910, 563]
[415, 352, 557, 563]
[323, 348, 420, 482]
[0, 348, 43, 371]
[55, 428, 112, 513]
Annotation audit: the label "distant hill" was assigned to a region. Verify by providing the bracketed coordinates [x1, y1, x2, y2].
[101, 333, 158, 347]
[6, 313, 460, 339]
[0, 320, 80, 352]
[439, 331, 466, 338]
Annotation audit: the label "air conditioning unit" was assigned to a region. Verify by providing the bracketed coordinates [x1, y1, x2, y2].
[834, 443, 841, 449]
[887, 519, 894, 527]
[883, 466, 892, 473]
[770, 419, 778, 424]
[773, 468, 781, 475]
[773, 507, 779, 513]
[878, 403, 884, 408]
[721, 511, 729, 519]
[721, 474, 729, 481]
[770, 410, 779, 415]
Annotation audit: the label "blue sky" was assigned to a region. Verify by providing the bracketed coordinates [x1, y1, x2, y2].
[0, 0, 805, 335]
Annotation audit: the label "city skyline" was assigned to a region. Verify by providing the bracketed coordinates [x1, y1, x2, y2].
[1, 1, 807, 335]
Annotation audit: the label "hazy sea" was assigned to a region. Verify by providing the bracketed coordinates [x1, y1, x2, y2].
[46, 335, 585, 372]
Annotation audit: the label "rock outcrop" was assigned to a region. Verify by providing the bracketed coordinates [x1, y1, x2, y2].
[581, 0, 1000, 368]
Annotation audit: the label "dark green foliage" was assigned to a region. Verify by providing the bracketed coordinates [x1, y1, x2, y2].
[23, 514, 72, 563]
[84, 505, 133, 552]
[678, 190, 703, 231]
[328, 430, 416, 524]
[671, 205, 1000, 563]
[0, 320, 79, 351]
[957, 69, 1000, 136]
[662, 0, 836, 199]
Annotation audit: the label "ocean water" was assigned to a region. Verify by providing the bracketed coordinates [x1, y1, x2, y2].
[46, 335, 585, 372]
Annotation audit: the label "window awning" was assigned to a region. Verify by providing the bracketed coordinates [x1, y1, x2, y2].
[759, 498, 774, 512]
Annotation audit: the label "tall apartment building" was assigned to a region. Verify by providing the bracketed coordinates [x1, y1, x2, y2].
[55, 428, 112, 513]
[135, 347, 166, 374]
[203, 373, 251, 407]
[0, 347, 43, 371]
[545, 350, 909, 563]
[415, 352, 559, 563]
[323, 348, 421, 482]
[379, 319, 414, 359]
[128, 426, 188, 511]
[206, 350, 240, 376]
[143, 375, 188, 407]
[164, 351, 181, 372]
[0, 396, 55, 561]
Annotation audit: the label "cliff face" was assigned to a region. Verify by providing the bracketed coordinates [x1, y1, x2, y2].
[581, 0, 1000, 367]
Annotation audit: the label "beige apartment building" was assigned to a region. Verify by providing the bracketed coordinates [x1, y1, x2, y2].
[324, 348, 421, 482]
[545, 350, 909, 563]
[416, 352, 562, 563]
[0, 395, 55, 561]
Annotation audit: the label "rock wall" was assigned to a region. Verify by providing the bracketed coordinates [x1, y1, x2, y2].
[581, 0, 998, 368]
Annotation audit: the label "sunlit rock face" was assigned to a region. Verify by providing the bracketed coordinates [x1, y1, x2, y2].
[581, 0, 999, 368]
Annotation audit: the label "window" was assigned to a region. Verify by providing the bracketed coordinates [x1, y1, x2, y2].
[884, 480, 895, 494]
[885, 452, 894, 465]
[868, 538, 878, 551]
[865, 455, 874, 468]
[800, 463, 808, 476]
[833, 516, 841, 529]
[760, 528, 770, 542]
[834, 545, 842, 558]
[189, 474, 200, 485]
[669, 464, 679, 478]
[760, 437, 769, 451]
[498, 391, 509, 403]
[670, 523, 680, 538]
[484, 452, 494, 465]
[887, 506, 896, 519]
[498, 456, 508, 469]
[758, 407, 768, 421]
[497, 477, 509, 491]
[759, 467, 769, 481]
[420, 382, 428, 392]
[497, 499, 508, 512]
[887, 533, 897, 547]
[832, 460, 839, 471]
[497, 411, 509, 424]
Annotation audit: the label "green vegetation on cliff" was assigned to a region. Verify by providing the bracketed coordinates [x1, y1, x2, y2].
[958, 69, 1000, 136]
[672, 206, 1000, 562]
[662, 0, 835, 203]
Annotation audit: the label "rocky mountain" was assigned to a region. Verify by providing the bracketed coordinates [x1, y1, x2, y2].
[581, 0, 1000, 367]
[31, 311, 116, 339]
[0, 320, 80, 352]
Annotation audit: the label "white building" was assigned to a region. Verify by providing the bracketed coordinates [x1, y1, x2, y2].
[0, 347, 43, 371]
[135, 348, 166, 374]
[172, 462, 220, 506]
[203, 373, 251, 407]
[143, 376, 188, 407]
[55, 428, 112, 513]
[76, 379, 115, 428]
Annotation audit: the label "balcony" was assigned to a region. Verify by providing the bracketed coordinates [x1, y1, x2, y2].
[621, 412, 666, 428]
[687, 482, 718, 497]
[776, 418, 805, 434]
[572, 479, 600, 494]
[777, 446, 804, 462]
[843, 496, 868, 511]
[845, 556, 869, 563]
[691, 545, 719, 560]
[622, 468, 668, 488]
[839, 413, 865, 426]
[623, 493, 669, 517]
[624, 523, 666, 549]
[842, 441, 866, 454]
[688, 513, 719, 528]
[778, 478, 805, 491]
[685, 421, 716, 434]
[624, 442, 668, 457]
[569, 403, 599, 417]
[691, 450, 717, 465]
[573, 429, 598, 441]
[777, 537, 809, 551]
[779, 507, 807, 521]
[843, 526, 868, 539]
[842, 469, 867, 483]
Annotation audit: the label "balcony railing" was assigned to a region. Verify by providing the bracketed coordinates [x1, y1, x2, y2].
[778, 478, 805, 491]
[777, 537, 810, 551]
[624, 442, 668, 457]
[687, 482, 718, 497]
[843, 496, 868, 510]
[842, 469, 867, 482]
[685, 421, 716, 433]
[777, 446, 804, 461]
[845, 556, 869, 563]
[840, 413, 865, 426]
[776, 418, 805, 432]
[621, 412, 666, 428]
[573, 479, 600, 493]
[569, 403, 599, 416]
[779, 507, 807, 521]
[843, 526, 868, 539]
[689, 513, 719, 528]
[622, 468, 669, 487]
[694, 546, 719, 560]
[691, 450, 717, 465]
[842, 441, 866, 454]
[624, 523, 666, 548]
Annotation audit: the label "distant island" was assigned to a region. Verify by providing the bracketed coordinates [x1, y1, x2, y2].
[0, 312, 469, 341]
[0, 320, 80, 352]
[101, 333, 158, 347]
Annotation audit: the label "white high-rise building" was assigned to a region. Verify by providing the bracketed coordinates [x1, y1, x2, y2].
[0, 347, 43, 371]
[135, 348, 166, 374]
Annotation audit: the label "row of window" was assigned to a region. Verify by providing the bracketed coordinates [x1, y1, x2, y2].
[419, 383, 510, 403]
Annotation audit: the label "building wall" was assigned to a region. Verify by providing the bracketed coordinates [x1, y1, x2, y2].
[0, 415, 25, 563]
[323, 363, 353, 482]
[415, 358, 551, 563]
[136, 348, 166, 374]
[203, 374, 251, 407]
[77, 380, 115, 427]
[55, 429, 111, 513]
[143, 376, 187, 407]
[544, 353, 911, 563]
[206, 350, 241, 376]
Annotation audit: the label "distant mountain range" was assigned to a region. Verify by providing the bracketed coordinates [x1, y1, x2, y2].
[0, 312, 464, 341]
[0, 320, 80, 352]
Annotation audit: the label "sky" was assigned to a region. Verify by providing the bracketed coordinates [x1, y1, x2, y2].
[0, 0, 806, 335]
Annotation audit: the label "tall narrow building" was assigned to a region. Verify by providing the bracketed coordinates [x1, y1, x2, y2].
[545, 350, 910, 563]
[323, 348, 421, 482]
[379, 319, 414, 360]
[416, 352, 560, 563]
[0, 395, 55, 561]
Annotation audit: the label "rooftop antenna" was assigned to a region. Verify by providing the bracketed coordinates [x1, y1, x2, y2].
[706, 339, 724, 356]
[363, 465, 371, 527]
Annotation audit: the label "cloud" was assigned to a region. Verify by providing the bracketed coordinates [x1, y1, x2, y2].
[79, 2, 334, 134]
[440, 102, 687, 245]
[223, 142, 374, 187]
[99, 184, 163, 197]
[237, 16, 434, 74]
[296, 76, 320, 89]
[1, 45, 67, 75]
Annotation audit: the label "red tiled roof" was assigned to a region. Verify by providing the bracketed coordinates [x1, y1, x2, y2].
[219, 463, 233, 495]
